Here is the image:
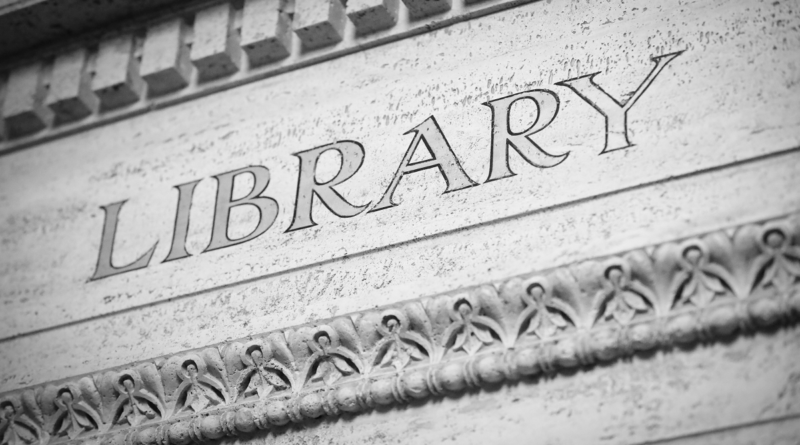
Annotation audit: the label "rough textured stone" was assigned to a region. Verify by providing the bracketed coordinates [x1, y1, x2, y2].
[92, 33, 145, 110]
[256, 326, 800, 444]
[0, 0, 798, 442]
[1, 0, 797, 342]
[141, 18, 193, 96]
[241, 0, 292, 66]
[293, 0, 347, 49]
[402, 0, 451, 19]
[0, 78, 6, 140]
[0, 0, 210, 60]
[347, 0, 399, 35]
[46, 47, 99, 122]
[190, 2, 242, 80]
[1, 61, 53, 136]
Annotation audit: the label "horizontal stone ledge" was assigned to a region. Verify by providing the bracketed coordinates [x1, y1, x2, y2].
[0, 0, 210, 61]
[1, 211, 799, 445]
[0, 0, 536, 154]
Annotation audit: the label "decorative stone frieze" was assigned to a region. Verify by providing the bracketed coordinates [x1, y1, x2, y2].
[1, 213, 798, 445]
[0, 0, 539, 153]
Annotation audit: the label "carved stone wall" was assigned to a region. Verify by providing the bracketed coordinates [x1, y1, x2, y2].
[2, 214, 800, 444]
[1, 0, 799, 443]
[0, 0, 550, 153]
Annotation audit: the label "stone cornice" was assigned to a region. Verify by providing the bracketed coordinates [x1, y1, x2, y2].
[0, 0, 539, 155]
[0, 0, 209, 62]
[1, 213, 799, 445]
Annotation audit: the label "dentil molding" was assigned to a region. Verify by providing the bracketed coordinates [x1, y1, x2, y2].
[0, 0, 540, 155]
[1, 212, 799, 445]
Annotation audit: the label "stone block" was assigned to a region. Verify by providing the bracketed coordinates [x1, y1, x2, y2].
[293, 0, 347, 50]
[191, 3, 242, 81]
[241, 0, 292, 66]
[141, 18, 193, 96]
[46, 47, 99, 123]
[1, 61, 53, 137]
[92, 34, 145, 110]
[0, 77, 6, 140]
[347, 0, 399, 35]
[402, 0, 451, 19]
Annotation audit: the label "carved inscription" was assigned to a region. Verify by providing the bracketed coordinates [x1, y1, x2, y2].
[556, 51, 684, 153]
[91, 51, 682, 280]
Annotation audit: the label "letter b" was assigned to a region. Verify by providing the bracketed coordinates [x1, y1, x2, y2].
[205, 166, 278, 252]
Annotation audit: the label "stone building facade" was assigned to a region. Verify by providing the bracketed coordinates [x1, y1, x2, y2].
[0, 0, 799, 443]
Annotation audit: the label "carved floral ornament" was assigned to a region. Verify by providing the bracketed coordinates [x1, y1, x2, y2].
[2, 213, 800, 445]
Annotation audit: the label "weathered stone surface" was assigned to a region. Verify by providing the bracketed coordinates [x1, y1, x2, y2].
[216, 326, 800, 444]
[5, 0, 742, 152]
[293, 0, 347, 49]
[141, 18, 193, 95]
[0, 0, 798, 442]
[2, 146, 798, 390]
[46, 47, 99, 123]
[0, 0, 209, 60]
[241, 0, 292, 66]
[1, 211, 798, 443]
[1, 0, 797, 341]
[92, 33, 145, 110]
[402, 0, 450, 19]
[1, 62, 53, 137]
[190, 2, 242, 80]
[347, 0, 399, 35]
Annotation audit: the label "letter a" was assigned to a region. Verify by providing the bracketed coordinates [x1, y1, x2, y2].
[371, 116, 477, 212]
[556, 51, 683, 153]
